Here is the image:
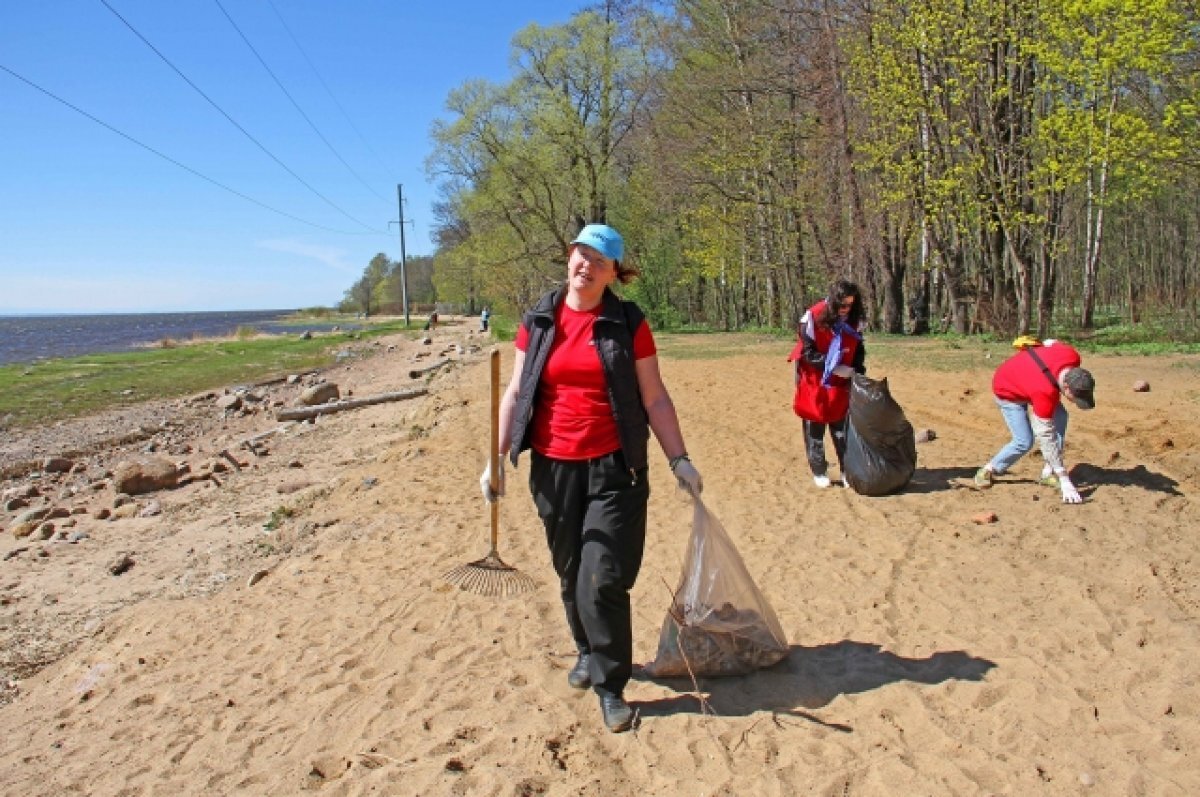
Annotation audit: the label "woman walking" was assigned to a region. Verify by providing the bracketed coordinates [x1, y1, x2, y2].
[480, 223, 702, 733]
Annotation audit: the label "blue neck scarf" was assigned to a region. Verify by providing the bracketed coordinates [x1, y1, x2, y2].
[822, 318, 862, 386]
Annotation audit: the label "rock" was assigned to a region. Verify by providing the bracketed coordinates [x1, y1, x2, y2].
[1132, 380, 1150, 392]
[12, 508, 50, 526]
[915, 428, 937, 443]
[110, 504, 140, 520]
[972, 511, 999, 525]
[247, 569, 270, 587]
[297, 383, 340, 406]
[42, 457, 74, 473]
[138, 500, 163, 518]
[216, 394, 243, 412]
[108, 553, 135, 576]
[2, 484, 40, 501]
[112, 456, 179, 495]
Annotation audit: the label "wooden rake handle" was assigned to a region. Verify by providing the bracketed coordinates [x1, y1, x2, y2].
[488, 349, 500, 553]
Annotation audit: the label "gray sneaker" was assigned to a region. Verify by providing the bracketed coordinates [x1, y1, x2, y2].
[974, 468, 994, 488]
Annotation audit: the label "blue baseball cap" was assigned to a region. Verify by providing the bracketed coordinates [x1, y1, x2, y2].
[570, 223, 624, 263]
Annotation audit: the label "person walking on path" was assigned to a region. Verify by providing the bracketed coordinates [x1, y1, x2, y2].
[479, 223, 702, 733]
[480, 307, 490, 333]
[787, 279, 867, 488]
[974, 338, 1096, 504]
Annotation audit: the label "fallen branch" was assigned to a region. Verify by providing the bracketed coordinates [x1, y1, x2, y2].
[275, 387, 428, 422]
[408, 358, 451, 379]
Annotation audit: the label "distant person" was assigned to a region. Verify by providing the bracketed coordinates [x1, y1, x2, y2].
[423, 311, 439, 331]
[787, 279, 867, 488]
[974, 338, 1095, 504]
[480, 307, 490, 333]
[480, 223, 702, 734]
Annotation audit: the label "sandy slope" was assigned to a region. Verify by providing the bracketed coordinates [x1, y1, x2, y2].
[0, 322, 1197, 796]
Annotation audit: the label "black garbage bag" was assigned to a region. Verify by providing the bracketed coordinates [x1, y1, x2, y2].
[843, 373, 917, 495]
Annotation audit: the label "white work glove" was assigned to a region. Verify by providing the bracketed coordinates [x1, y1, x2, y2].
[1059, 474, 1082, 504]
[671, 457, 703, 497]
[480, 459, 506, 503]
[832, 364, 854, 379]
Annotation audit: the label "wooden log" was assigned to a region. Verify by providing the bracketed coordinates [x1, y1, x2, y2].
[409, 358, 451, 379]
[274, 387, 428, 422]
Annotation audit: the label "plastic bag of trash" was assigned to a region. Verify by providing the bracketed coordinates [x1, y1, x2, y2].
[843, 373, 917, 495]
[644, 498, 788, 678]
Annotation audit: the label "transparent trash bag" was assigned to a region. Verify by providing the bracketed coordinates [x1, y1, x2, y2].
[644, 498, 789, 678]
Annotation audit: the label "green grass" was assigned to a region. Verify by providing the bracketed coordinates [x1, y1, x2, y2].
[0, 321, 416, 430]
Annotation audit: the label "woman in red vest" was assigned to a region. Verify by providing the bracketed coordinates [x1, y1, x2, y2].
[787, 280, 866, 488]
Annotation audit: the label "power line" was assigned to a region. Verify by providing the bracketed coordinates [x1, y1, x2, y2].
[265, 0, 399, 181]
[213, 0, 391, 206]
[97, 0, 379, 233]
[0, 62, 373, 236]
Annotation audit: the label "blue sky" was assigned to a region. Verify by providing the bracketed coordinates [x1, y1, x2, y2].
[0, 1, 574, 313]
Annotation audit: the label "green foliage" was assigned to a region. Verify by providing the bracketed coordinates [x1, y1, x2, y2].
[263, 506, 294, 532]
[0, 324, 407, 429]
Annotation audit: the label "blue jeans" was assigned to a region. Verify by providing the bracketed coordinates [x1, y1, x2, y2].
[987, 398, 1068, 474]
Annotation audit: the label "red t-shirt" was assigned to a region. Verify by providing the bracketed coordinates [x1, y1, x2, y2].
[515, 302, 656, 460]
[992, 342, 1082, 419]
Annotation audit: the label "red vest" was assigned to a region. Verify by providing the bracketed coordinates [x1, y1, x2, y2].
[787, 300, 860, 424]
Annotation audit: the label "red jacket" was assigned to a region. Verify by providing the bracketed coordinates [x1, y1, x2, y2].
[787, 300, 862, 424]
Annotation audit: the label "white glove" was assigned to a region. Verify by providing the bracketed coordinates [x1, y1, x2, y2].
[1059, 474, 1082, 504]
[833, 364, 854, 378]
[480, 459, 506, 503]
[672, 457, 703, 497]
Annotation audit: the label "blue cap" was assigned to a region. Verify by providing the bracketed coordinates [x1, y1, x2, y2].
[570, 223, 623, 263]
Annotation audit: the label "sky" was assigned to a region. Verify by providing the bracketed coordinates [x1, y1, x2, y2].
[0, 0, 575, 314]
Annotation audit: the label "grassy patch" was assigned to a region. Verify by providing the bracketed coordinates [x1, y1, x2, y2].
[0, 324, 411, 429]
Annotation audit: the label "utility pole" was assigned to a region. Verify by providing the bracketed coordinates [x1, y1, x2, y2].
[388, 184, 411, 326]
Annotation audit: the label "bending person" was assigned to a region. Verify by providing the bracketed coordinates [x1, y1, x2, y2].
[974, 339, 1096, 504]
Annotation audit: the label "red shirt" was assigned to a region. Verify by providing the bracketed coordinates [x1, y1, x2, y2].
[516, 302, 657, 460]
[992, 342, 1082, 419]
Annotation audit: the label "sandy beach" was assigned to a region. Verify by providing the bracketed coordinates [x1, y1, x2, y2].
[1, 319, 1197, 796]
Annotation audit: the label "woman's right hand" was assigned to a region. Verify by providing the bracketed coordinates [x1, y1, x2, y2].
[480, 460, 506, 503]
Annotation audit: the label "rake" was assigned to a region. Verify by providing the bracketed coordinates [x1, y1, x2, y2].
[443, 349, 537, 597]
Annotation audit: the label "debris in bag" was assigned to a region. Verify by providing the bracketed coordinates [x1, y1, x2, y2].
[644, 499, 788, 678]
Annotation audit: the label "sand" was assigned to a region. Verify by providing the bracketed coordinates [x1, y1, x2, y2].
[1, 320, 1197, 796]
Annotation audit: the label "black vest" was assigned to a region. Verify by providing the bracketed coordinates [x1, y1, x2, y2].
[509, 286, 650, 471]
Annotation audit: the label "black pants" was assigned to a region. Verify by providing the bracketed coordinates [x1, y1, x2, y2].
[803, 417, 847, 476]
[530, 450, 649, 698]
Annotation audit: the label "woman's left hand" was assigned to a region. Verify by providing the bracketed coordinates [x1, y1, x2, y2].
[672, 458, 703, 497]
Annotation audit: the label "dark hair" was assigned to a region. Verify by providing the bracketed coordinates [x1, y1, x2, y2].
[818, 279, 863, 327]
[614, 259, 639, 285]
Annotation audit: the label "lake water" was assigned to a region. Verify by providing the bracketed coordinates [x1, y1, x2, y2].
[0, 310, 353, 366]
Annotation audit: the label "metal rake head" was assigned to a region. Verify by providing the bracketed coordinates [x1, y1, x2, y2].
[443, 552, 538, 597]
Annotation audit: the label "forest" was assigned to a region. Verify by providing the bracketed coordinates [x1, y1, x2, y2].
[356, 0, 1200, 339]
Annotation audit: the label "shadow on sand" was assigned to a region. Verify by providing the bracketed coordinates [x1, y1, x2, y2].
[634, 640, 995, 731]
[1071, 463, 1182, 497]
[902, 466, 982, 494]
